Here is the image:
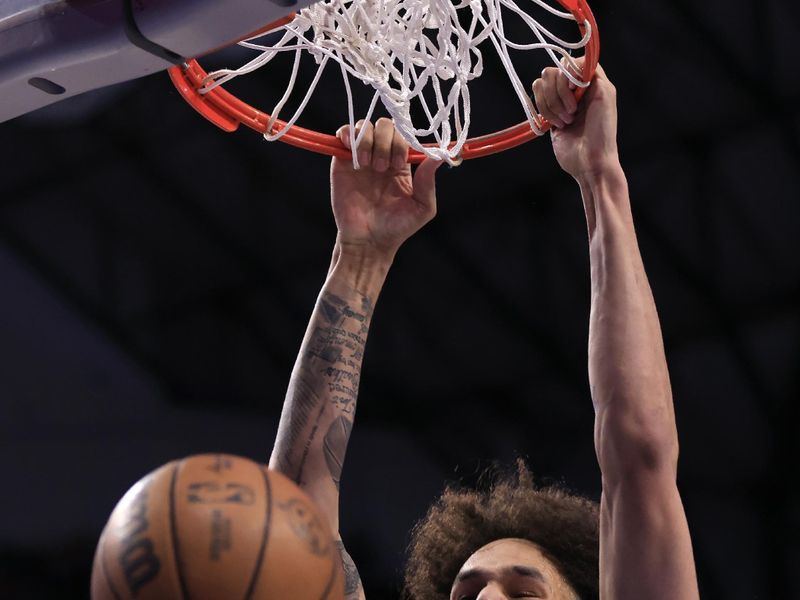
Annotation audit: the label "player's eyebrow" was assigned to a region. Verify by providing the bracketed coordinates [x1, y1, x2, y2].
[454, 565, 547, 583]
[511, 565, 547, 582]
[454, 568, 486, 583]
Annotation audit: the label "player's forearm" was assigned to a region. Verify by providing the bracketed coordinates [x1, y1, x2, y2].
[580, 163, 679, 482]
[269, 239, 392, 526]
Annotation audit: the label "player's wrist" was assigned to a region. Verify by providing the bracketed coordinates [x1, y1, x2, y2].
[574, 154, 624, 190]
[576, 159, 630, 239]
[335, 236, 398, 265]
[330, 237, 395, 296]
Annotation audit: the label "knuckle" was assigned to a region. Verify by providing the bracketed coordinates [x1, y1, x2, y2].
[597, 79, 616, 97]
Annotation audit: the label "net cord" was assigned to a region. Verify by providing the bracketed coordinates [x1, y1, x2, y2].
[199, 0, 592, 165]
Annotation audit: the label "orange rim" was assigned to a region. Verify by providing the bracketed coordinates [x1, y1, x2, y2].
[168, 1, 599, 163]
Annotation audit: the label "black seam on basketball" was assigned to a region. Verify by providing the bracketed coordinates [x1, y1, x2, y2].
[122, 0, 184, 64]
[243, 467, 274, 600]
[170, 460, 191, 600]
[100, 532, 124, 600]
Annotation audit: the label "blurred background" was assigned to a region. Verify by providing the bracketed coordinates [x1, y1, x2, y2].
[1, 0, 798, 598]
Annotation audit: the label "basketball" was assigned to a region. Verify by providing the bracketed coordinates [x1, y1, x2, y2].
[91, 454, 344, 600]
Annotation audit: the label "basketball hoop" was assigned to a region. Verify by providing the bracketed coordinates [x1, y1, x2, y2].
[169, 0, 599, 165]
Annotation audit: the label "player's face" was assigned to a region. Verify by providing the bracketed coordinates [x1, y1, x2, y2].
[449, 538, 576, 600]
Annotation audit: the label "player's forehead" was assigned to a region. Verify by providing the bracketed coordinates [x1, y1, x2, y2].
[452, 538, 577, 599]
[462, 538, 551, 570]
[455, 538, 564, 587]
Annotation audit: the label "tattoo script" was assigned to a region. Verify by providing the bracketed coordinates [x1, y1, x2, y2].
[276, 292, 372, 487]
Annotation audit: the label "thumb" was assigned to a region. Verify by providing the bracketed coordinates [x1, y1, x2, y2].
[413, 157, 444, 196]
[412, 157, 444, 215]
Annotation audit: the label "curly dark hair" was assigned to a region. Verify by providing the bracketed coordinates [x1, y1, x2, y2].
[404, 461, 599, 600]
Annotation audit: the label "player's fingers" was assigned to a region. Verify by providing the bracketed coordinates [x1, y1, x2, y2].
[354, 120, 374, 167]
[336, 124, 353, 150]
[555, 65, 577, 116]
[412, 158, 443, 218]
[372, 118, 394, 172]
[390, 125, 409, 170]
[574, 60, 614, 105]
[543, 67, 572, 125]
[561, 56, 615, 100]
[532, 76, 565, 128]
[561, 55, 585, 91]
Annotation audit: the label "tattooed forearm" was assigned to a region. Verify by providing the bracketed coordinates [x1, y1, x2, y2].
[324, 416, 353, 490]
[273, 290, 373, 488]
[291, 402, 327, 485]
[274, 378, 323, 478]
[336, 540, 363, 598]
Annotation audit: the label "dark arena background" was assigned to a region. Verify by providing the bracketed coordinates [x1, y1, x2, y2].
[1, 0, 798, 598]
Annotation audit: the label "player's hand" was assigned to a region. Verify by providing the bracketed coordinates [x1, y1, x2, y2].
[331, 118, 442, 261]
[532, 59, 620, 182]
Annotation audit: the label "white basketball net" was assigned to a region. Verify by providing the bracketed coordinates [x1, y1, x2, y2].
[200, 0, 592, 166]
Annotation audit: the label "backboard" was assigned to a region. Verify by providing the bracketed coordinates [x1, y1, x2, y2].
[0, 0, 317, 123]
